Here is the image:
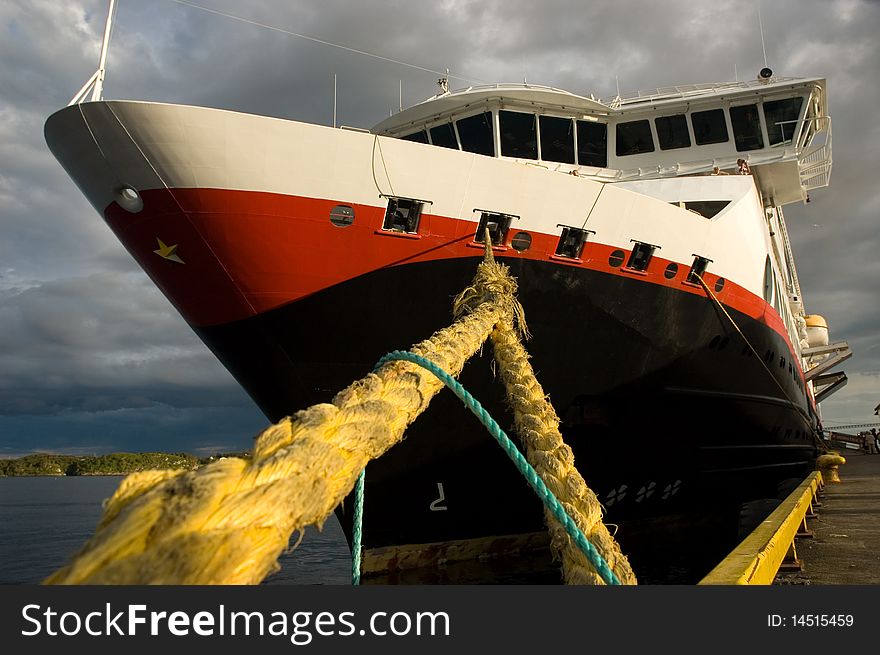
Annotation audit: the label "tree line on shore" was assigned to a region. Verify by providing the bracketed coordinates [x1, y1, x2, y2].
[0, 451, 250, 476]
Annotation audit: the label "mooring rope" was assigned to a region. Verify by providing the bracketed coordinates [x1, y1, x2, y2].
[45, 244, 630, 585]
[44, 259, 510, 584]
[692, 272, 827, 454]
[487, 319, 637, 585]
[372, 350, 624, 585]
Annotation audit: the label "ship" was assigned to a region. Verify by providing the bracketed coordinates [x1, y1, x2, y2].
[45, 9, 849, 583]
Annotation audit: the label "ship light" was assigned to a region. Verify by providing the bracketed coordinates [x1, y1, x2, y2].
[115, 184, 143, 213]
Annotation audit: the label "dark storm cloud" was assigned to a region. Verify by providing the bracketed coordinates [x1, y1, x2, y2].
[2, 0, 879, 454]
[0, 272, 251, 413]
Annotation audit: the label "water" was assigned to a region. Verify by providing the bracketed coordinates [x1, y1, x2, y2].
[0, 476, 352, 585]
[0, 477, 716, 585]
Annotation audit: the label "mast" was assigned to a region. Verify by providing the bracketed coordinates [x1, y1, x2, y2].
[68, 0, 116, 105]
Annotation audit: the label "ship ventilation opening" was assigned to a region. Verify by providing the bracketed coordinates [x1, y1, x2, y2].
[474, 211, 516, 245]
[686, 255, 712, 284]
[382, 196, 425, 233]
[554, 226, 594, 259]
[626, 241, 659, 272]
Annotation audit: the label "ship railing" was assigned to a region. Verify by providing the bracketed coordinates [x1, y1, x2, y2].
[797, 116, 832, 192]
[603, 77, 801, 106]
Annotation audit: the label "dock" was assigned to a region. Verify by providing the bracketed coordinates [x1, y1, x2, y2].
[776, 452, 880, 584]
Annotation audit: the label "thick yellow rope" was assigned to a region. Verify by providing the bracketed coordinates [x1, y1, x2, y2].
[45, 256, 516, 585]
[45, 243, 632, 585]
[488, 320, 637, 585]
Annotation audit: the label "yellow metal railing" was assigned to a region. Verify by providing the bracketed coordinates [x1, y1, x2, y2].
[699, 471, 824, 585]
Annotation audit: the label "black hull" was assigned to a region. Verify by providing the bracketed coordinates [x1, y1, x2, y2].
[195, 257, 819, 582]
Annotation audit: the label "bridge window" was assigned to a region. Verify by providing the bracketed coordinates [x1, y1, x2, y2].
[539, 116, 575, 164]
[456, 112, 494, 156]
[626, 241, 658, 272]
[401, 130, 428, 144]
[383, 197, 424, 233]
[555, 226, 593, 259]
[672, 200, 731, 218]
[655, 114, 691, 150]
[616, 120, 655, 156]
[499, 111, 538, 159]
[474, 211, 516, 245]
[691, 109, 728, 145]
[577, 121, 607, 167]
[730, 104, 764, 151]
[763, 97, 804, 146]
[429, 122, 458, 150]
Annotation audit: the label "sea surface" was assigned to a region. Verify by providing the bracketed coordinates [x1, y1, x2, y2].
[0, 476, 352, 585]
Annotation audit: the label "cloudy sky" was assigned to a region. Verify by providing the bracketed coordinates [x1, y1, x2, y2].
[1, 0, 878, 457]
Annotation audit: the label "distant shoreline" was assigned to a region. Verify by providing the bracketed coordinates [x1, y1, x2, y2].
[0, 451, 249, 477]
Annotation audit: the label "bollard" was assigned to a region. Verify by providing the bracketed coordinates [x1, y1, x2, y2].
[817, 453, 846, 483]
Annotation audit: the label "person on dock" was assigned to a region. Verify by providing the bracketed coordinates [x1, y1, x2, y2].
[871, 428, 880, 455]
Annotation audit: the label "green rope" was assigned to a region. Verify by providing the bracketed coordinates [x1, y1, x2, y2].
[351, 469, 365, 585]
[353, 349, 621, 586]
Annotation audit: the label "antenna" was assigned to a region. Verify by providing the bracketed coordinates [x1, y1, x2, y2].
[757, 1, 768, 69]
[332, 73, 337, 128]
[734, 63, 738, 82]
[399, 79, 402, 112]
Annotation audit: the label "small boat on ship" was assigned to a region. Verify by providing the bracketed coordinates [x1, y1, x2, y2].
[45, 5, 850, 583]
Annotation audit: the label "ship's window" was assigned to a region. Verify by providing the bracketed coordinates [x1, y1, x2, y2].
[555, 226, 593, 259]
[715, 278, 726, 292]
[763, 97, 804, 146]
[382, 197, 424, 233]
[429, 122, 458, 150]
[691, 109, 728, 145]
[499, 111, 538, 159]
[401, 130, 428, 144]
[456, 112, 494, 156]
[763, 256, 774, 304]
[474, 211, 516, 245]
[616, 120, 655, 156]
[664, 262, 679, 279]
[730, 104, 764, 151]
[655, 114, 691, 150]
[687, 255, 711, 284]
[539, 116, 575, 164]
[626, 241, 658, 272]
[510, 232, 532, 252]
[672, 200, 731, 218]
[329, 204, 355, 227]
[577, 121, 608, 167]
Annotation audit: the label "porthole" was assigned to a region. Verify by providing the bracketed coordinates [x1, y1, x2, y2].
[511, 232, 532, 252]
[608, 249, 625, 267]
[709, 335, 721, 349]
[714, 278, 725, 292]
[329, 204, 355, 227]
[664, 263, 679, 279]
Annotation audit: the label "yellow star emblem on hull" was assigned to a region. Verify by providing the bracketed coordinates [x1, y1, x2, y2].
[153, 238, 185, 264]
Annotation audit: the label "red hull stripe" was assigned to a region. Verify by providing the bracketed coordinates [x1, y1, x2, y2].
[103, 186, 800, 365]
